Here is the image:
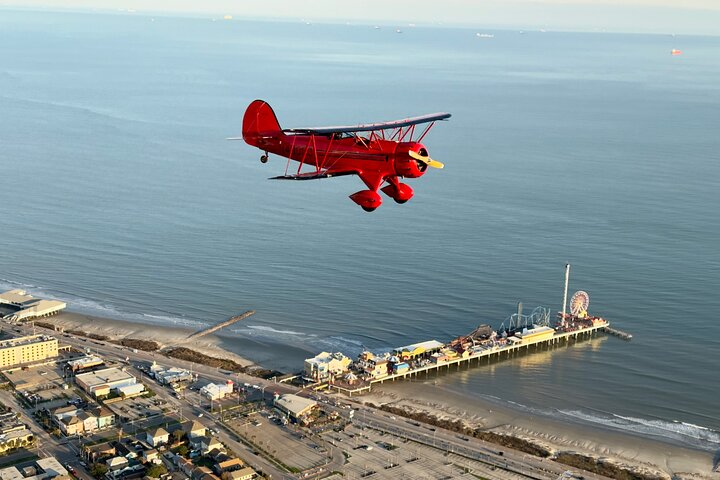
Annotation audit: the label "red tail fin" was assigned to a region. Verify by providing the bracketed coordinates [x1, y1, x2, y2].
[242, 100, 282, 147]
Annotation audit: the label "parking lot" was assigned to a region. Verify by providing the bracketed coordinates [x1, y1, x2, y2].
[107, 395, 166, 422]
[321, 424, 528, 480]
[225, 411, 329, 472]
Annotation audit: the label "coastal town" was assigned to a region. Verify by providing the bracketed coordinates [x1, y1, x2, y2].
[0, 284, 662, 480]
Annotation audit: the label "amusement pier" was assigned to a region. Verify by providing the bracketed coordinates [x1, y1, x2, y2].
[302, 264, 632, 396]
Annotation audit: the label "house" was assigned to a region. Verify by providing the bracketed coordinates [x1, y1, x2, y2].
[182, 420, 206, 439]
[59, 415, 83, 436]
[177, 457, 194, 477]
[199, 436, 225, 455]
[106, 456, 129, 471]
[94, 406, 115, 429]
[222, 467, 256, 480]
[78, 411, 98, 433]
[83, 441, 115, 463]
[141, 448, 159, 463]
[145, 427, 169, 447]
[191, 467, 214, 480]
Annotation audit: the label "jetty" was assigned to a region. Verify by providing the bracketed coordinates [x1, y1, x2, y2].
[602, 326, 633, 340]
[187, 310, 255, 340]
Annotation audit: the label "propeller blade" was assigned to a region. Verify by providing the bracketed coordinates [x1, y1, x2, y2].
[409, 149, 444, 169]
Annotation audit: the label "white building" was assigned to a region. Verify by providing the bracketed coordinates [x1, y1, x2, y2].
[200, 381, 234, 401]
[149, 363, 193, 385]
[0, 290, 66, 321]
[0, 456, 69, 480]
[304, 352, 352, 381]
[75, 367, 137, 398]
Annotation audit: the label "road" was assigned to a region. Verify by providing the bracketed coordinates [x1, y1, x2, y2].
[12, 321, 612, 480]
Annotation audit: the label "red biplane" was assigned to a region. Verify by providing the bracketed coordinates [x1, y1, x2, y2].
[233, 100, 450, 211]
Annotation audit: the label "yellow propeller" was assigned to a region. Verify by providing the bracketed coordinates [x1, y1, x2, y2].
[409, 149, 444, 169]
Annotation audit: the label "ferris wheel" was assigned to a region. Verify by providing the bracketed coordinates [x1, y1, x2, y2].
[570, 290, 590, 317]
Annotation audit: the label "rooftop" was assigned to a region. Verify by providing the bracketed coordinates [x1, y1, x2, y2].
[66, 355, 104, 368]
[75, 367, 135, 387]
[305, 351, 349, 365]
[274, 394, 317, 416]
[394, 339, 445, 353]
[0, 335, 57, 349]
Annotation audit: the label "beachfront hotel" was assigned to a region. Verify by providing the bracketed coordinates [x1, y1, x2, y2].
[0, 334, 59, 368]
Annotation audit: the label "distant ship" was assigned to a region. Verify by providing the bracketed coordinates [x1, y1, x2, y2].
[476, 33, 494, 38]
[671, 49, 682, 55]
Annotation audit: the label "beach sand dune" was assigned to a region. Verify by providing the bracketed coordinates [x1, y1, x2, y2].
[39, 311, 254, 367]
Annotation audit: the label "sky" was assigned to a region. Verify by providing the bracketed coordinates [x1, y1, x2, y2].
[2, 0, 719, 35]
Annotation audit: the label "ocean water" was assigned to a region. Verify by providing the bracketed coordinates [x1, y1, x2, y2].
[1, 10, 719, 451]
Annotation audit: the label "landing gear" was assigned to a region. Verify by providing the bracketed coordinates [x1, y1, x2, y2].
[381, 181, 414, 204]
[260, 153, 269, 163]
[350, 190, 382, 212]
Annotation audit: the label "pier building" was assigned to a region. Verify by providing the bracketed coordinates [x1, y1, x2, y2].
[393, 340, 444, 361]
[0, 334, 59, 368]
[303, 352, 352, 381]
[0, 289, 66, 321]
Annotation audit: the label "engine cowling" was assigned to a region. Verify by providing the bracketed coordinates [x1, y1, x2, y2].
[394, 143, 429, 178]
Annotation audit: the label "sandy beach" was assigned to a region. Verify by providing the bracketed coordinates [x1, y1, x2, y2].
[362, 382, 720, 479]
[39, 311, 255, 367]
[33, 311, 720, 479]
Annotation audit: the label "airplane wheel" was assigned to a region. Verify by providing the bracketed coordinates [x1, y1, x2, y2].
[394, 199, 408, 204]
[361, 206, 377, 212]
[260, 154, 268, 163]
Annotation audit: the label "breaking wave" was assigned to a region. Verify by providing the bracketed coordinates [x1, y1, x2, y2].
[559, 409, 720, 451]
[0, 277, 199, 328]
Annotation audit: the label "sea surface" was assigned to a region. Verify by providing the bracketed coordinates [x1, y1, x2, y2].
[1, 10, 719, 452]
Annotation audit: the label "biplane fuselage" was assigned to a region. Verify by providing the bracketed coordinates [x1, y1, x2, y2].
[239, 100, 450, 211]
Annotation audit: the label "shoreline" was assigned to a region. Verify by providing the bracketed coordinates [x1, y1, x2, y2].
[23, 309, 720, 478]
[363, 382, 720, 479]
[34, 311, 256, 368]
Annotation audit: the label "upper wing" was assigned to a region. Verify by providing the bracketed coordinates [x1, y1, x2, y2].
[283, 112, 451, 135]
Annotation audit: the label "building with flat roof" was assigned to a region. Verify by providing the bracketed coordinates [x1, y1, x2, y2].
[273, 394, 317, 422]
[0, 457, 67, 480]
[149, 362, 194, 386]
[0, 335, 59, 368]
[75, 367, 136, 398]
[0, 411, 34, 455]
[200, 381, 233, 401]
[66, 355, 104, 372]
[0, 290, 66, 322]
